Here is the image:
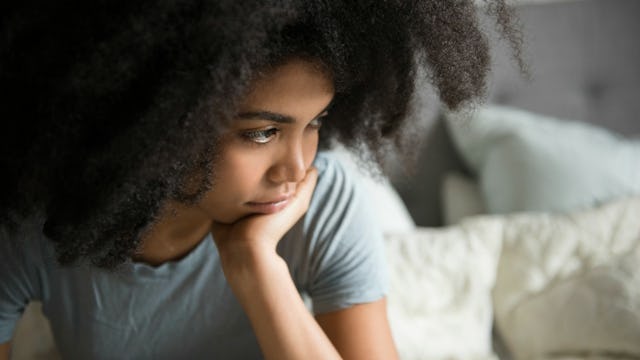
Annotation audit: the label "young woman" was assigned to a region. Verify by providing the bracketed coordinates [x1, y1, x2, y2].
[0, 1, 521, 358]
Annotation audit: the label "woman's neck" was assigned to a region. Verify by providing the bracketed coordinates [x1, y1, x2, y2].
[133, 202, 213, 266]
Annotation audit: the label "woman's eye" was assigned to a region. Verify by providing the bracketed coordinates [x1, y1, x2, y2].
[242, 127, 279, 144]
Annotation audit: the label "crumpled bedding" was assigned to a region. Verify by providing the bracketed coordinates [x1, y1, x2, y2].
[384, 196, 640, 360]
[492, 196, 640, 359]
[385, 220, 503, 360]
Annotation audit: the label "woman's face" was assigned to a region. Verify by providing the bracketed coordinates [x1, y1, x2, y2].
[195, 58, 334, 224]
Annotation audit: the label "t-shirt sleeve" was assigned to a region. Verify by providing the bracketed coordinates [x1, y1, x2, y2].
[0, 228, 45, 343]
[302, 153, 389, 315]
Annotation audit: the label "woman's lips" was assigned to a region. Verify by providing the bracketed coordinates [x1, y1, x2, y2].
[245, 196, 291, 214]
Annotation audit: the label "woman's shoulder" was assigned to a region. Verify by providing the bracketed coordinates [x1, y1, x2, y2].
[311, 149, 415, 234]
[312, 149, 382, 207]
[0, 213, 53, 263]
[0, 213, 54, 302]
[311, 150, 361, 210]
[305, 150, 376, 239]
[313, 151, 348, 180]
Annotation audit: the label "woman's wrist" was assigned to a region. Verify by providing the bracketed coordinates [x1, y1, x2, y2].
[216, 240, 285, 288]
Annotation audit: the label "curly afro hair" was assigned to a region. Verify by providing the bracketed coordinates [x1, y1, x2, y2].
[0, 0, 523, 268]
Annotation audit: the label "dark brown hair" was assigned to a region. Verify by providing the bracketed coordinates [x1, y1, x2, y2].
[0, 0, 523, 268]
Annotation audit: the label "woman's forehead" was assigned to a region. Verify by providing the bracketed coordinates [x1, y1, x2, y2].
[237, 59, 334, 112]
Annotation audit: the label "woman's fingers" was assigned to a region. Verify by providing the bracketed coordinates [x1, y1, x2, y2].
[280, 166, 318, 226]
[242, 166, 318, 243]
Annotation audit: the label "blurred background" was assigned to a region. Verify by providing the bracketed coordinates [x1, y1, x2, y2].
[390, 0, 640, 227]
[380, 0, 640, 358]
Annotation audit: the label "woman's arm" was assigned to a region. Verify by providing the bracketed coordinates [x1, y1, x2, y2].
[212, 167, 340, 359]
[212, 165, 398, 359]
[222, 246, 341, 360]
[316, 298, 398, 359]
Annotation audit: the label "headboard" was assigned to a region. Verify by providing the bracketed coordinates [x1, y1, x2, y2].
[393, 0, 640, 226]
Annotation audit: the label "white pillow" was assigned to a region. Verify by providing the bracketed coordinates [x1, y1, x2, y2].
[384, 218, 503, 360]
[446, 106, 640, 214]
[493, 196, 640, 359]
[441, 172, 486, 225]
[329, 147, 415, 233]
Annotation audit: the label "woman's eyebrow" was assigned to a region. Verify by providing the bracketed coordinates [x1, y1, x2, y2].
[236, 100, 334, 124]
[236, 111, 295, 123]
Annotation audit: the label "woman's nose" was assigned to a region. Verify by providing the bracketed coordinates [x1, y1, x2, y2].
[268, 143, 307, 184]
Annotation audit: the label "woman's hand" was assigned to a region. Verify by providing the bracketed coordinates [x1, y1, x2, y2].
[210, 166, 318, 273]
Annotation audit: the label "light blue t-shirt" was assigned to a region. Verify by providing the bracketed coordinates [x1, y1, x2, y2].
[0, 151, 388, 359]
